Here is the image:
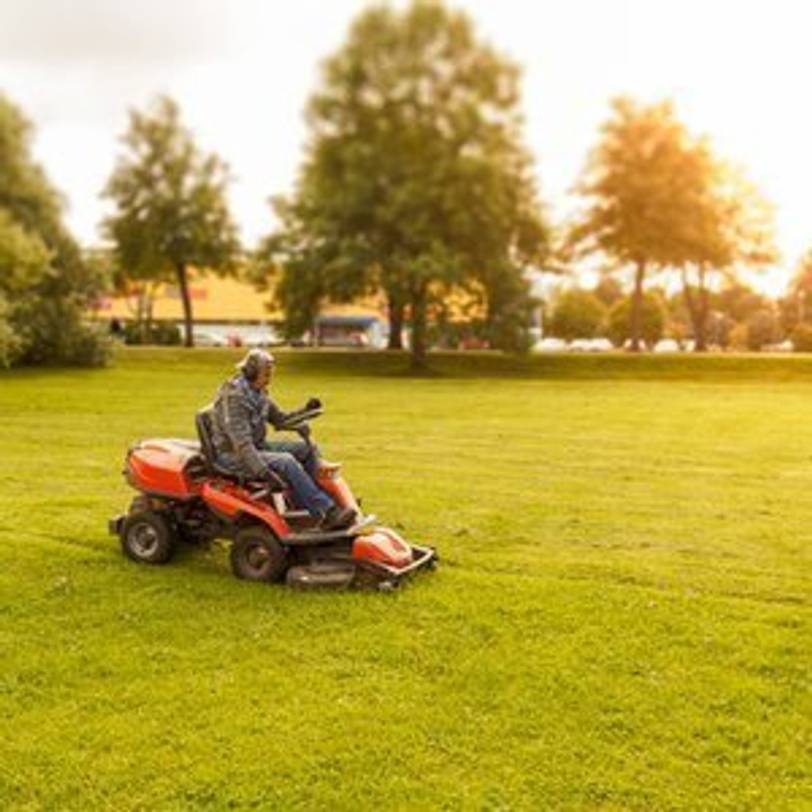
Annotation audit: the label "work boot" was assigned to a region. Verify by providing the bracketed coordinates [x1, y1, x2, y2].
[322, 505, 356, 530]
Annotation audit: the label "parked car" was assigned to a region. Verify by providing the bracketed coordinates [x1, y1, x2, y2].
[653, 339, 681, 353]
[533, 337, 568, 352]
[192, 329, 226, 347]
[568, 338, 613, 352]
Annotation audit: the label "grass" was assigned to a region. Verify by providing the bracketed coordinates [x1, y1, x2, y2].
[0, 348, 809, 810]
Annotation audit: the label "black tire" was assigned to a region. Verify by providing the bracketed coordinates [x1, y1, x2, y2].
[121, 511, 176, 564]
[230, 526, 287, 583]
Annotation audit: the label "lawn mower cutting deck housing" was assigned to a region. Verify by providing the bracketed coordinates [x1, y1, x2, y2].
[109, 406, 436, 590]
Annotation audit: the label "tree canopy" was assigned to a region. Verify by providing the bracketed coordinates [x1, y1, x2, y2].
[265, 0, 548, 365]
[0, 94, 109, 367]
[569, 97, 776, 351]
[103, 96, 241, 347]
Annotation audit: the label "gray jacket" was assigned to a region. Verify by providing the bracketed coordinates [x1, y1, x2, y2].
[210, 374, 292, 478]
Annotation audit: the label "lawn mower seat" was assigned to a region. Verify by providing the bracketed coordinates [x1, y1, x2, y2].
[195, 407, 286, 491]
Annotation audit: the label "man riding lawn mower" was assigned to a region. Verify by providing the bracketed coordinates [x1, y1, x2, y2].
[109, 350, 436, 590]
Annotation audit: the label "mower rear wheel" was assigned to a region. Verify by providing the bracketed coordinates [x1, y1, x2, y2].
[121, 511, 175, 564]
[230, 526, 287, 583]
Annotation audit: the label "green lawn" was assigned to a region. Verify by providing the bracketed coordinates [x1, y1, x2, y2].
[0, 349, 809, 810]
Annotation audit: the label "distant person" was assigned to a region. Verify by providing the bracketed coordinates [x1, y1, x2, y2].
[207, 349, 355, 530]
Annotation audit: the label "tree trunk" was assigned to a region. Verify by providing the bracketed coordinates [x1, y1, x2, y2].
[629, 260, 646, 352]
[144, 285, 155, 344]
[137, 288, 149, 343]
[694, 287, 710, 352]
[682, 270, 700, 348]
[176, 263, 194, 348]
[410, 283, 428, 370]
[387, 296, 404, 350]
[695, 268, 710, 352]
[682, 267, 709, 352]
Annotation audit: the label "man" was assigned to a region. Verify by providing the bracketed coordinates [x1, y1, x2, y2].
[209, 349, 355, 530]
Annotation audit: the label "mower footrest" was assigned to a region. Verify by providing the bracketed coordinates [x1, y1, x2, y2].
[280, 514, 377, 546]
[282, 510, 310, 520]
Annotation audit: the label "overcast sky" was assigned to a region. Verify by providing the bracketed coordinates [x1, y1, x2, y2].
[1, 0, 810, 294]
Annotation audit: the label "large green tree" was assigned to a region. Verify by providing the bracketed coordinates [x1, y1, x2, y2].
[569, 97, 775, 352]
[103, 96, 240, 347]
[265, 0, 548, 366]
[0, 94, 108, 367]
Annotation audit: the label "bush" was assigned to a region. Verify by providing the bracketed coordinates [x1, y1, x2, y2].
[489, 310, 535, 354]
[745, 309, 781, 351]
[547, 289, 607, 341]
[790, 323, 812, 352]
[726, 310, 782, 352]
[0, 295, 23, 368]
[15, 298, 112, 367]
[123, 320, 182, 346]
[607, 293, 666, 349]
[727, 322, 749, 351]
[0, 318, 22, 368]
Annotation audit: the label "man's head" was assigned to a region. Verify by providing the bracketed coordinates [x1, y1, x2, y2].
[236, 349, 276, 390]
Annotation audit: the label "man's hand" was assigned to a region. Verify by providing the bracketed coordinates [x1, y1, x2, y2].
[305, 397, 322, 411]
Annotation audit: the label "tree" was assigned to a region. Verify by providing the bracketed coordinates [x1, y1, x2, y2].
[790, 323, 812, 352]
[547, 288, 606, 341]
[593, 274, 624, 308]
[779, 250, 812, 335]
[568, 97, 776, 352]
[715, 281, 769, 324]
[265, 0, 548, 367]
[0, 94, 109, 366]
[0, 210, 49, 365]
[738, 308, 781, 351]
[607, 293, 665, 350]
[678, 161, 776, 351]
[103, 96, 240, 347]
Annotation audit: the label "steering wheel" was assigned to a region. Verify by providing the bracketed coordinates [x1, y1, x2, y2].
[277, 407, 323, 445]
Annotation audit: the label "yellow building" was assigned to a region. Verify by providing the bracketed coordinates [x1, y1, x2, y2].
[91, 269, 488, 347]
[94, 273, 279, 323]
[93, 272, 386, 324]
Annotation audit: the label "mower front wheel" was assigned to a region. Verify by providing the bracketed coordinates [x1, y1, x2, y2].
[230, 526, 287, 583]
[121, 511, 176, 565]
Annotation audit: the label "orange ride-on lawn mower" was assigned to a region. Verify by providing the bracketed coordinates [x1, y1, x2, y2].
[109, 405, 437, 591]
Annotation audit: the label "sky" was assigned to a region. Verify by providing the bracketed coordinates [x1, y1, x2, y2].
[1, 0, 810, 296]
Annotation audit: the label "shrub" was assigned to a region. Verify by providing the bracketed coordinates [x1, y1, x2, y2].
[15, 298, 112, 367]
[727, 322, 749, 351]
[790, 323, 812, 352]
[745, 309, 781, 351]
[123, 320, 182, 346]
[607, 293, 666, 349]
[547, 289, 607, 341]
[0, 296, 22, 368]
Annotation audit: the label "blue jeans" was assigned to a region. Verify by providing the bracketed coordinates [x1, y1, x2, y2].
[263, 440, 334, 517]
[219, 440, 334, 518]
